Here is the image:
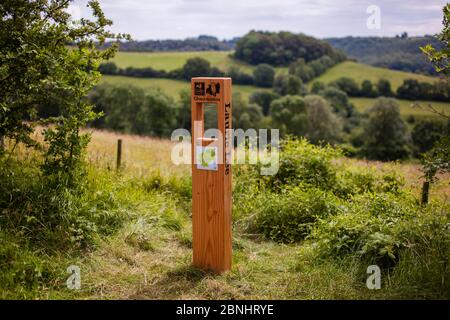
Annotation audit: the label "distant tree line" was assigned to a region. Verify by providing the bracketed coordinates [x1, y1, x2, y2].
[234, 30, 346, 66]
[84, 81, 449, 162]
[99, 58, 253, 85]
[326, 36, 442, 76]
[99, 52, 342, 88]
[309, 77, 450, 102]
[101, 35, 237, 52]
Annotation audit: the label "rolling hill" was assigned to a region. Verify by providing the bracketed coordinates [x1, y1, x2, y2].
[100, 75, 449, 121]
[111, 51, 437, 89]
[111, 51, 256, 74]
[100, 75, 270, 101]
[103, 51, 448, 120]
[310, 61, 438, 90]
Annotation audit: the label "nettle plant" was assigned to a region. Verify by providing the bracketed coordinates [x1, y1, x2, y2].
[0, 0, 130, 184]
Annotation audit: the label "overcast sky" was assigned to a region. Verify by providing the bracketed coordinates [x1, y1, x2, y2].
[69, 0, 447, 40]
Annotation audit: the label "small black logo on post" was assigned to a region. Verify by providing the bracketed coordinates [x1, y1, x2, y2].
[194, 82, 205, 96]
[206, 82, 220, 97]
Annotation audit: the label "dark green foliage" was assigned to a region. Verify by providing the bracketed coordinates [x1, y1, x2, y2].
[270, 96, 308, 136]
[121, 66, 168, 78]
[253, 187, 342, 243]
[234, 31, 343, 66]
[249, 91, 280, 116]
[396, 78, 450, 101]
[182, 57, 213, 80]
[273, 74, 306, 96]
[89, 84, 146, 132]
[225, 66, 254, 85]
[330, 77, 360, 96]
[327, 36, 441, 75]
[141, 171, 192, 200]
[99, 62, 119, 74]
[232, 93, 264, 130]
[411, 120, 447, 155]
[102, 35, 235, 52]
[137, 89, 178, 137]
[0, 158, 125, 249]
[361, 98, 410, 161]
[319, 87, 355, 117]
[288, 55, 341, 83]
[88, 84, 178, 137]
[418, 4, 450, 191]
[0, 0, 129, 173]
[266, 137, 340, 190]
[360, 80, 377, 97]
[235, 138, 407, 247]
[253, 64, 275, 87]
[396, 79, 424, 100]
[421, 136, 450, 183]
[421, 4, 450, 76]
[376, 78, 394, 97]
[303, 95, 341, 144]
[310, 193, 417, 266]
[177, 89, 192, 130]
[311, 81, 326, 94]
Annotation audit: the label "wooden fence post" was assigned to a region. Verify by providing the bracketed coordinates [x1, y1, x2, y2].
[421, 180, 429, 205]
[116, 139, 122, 171]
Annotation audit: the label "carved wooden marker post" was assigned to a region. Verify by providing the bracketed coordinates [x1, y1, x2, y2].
[191, 77, 232, 273]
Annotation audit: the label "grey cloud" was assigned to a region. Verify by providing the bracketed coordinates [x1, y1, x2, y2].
[72, 0, 446, 40]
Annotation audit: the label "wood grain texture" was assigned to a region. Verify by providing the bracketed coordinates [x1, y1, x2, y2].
[191, 77, 232, 273]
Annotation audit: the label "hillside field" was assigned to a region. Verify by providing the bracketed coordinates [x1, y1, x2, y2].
[100, 75, 449, 120]
[111, 51, 259, 74]
[99, 75, 271, 101]
[349, 98, 450, 121]
[311, 61, 438, 90]
[111, 51, 437, 90]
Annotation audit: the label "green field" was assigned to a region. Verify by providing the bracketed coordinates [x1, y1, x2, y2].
[100, 75, 270, 101]
[101, 76, 449, 119]
[312, 61, 438, 90]
[111, 50, 258, 74]
[111, 51, 437, 91]
[350, 97, 450, 119]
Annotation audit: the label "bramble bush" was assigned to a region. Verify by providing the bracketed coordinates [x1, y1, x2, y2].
[0, 157, 127, 250]
[233, 137, 406, 244]
[246, 186, 343, 243]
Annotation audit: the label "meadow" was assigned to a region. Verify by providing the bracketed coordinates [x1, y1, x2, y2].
[311, 61, 438, 90]
[110, 51, 259, 74]
[111, 51, 437, 90]
[1, 129, 449, 299]
[99, 75, 271, 102]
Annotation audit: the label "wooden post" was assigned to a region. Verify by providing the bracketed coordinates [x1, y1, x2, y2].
[191, 77, 232, 273]
[421, 180, 430, 205]
[116, 139, 122, 171]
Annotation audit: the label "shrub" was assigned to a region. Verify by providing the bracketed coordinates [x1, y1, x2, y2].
[0, 158, 126, 249]
[248, 186, 343, 243]
[333, 167, 405, 198]
[361, 97, 410, 161]
[253, 64, 275, 87]
[141, 171, 192, 200]
[270, 96, 308, 136]
[310, 193, 421, 268]
[266, 137, 341, 190]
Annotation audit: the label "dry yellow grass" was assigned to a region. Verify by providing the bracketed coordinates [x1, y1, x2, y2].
[9, 127, 449, 202]
[86, 129, 190, 178]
